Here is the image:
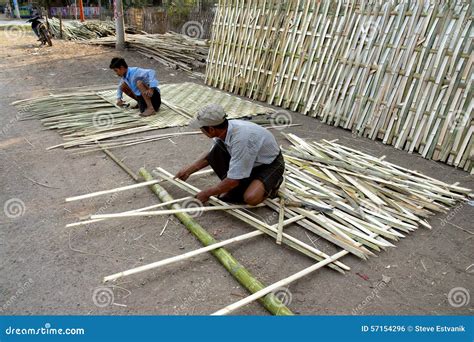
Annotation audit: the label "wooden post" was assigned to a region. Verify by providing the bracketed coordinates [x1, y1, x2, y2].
[78, 0, 85, 22]
[138, 167, 294, 316]
[59, 12, 63, 39]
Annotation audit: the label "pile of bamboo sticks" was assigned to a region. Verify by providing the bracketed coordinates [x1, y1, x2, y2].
[65, 134, 471, 314]
[47, 18, 116, 40]
[147, 138, 471, 262]
[205, 0, 473, 173]
[86, 32, 209, 77]
[47, 17, 143, 40]
[12, 82, 273, 151]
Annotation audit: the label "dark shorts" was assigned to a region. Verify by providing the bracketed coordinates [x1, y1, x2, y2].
[137, 88, 161, 113]
[234, 152, 285, 198]
[206, 140, 285, 202]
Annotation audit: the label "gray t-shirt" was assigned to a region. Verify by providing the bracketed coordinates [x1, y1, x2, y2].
[219, 120, 280, 180]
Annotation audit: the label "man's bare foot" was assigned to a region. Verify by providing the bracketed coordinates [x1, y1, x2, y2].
[140, 108, 156, 117]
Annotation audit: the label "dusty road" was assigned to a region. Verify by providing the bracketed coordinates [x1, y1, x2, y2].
[0, 29, 472, 315]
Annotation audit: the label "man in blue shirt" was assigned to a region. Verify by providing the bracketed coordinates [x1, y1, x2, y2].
[109, 57, 161, 117]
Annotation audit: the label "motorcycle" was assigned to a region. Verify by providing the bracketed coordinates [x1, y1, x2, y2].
[27, 16, 53, 47]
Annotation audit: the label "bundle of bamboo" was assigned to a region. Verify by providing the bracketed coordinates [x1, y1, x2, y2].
[65, 134, 471, 314]
[86, 32, 209, 77]
[47, 17, 142, 40]
[12, 82, 273, 151]
[149, 136, 471, 262]
[205, 0, 473, 173]
[47, 18, 116, 40]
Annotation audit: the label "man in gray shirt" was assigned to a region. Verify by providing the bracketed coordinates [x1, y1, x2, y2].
[175, 104, 285, 205]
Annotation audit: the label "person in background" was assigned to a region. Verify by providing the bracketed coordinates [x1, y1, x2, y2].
[109, 57, 161, 117]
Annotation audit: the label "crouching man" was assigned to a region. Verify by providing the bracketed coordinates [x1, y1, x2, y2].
[109, 57, 161, 117]
[175, 104, 285, 205]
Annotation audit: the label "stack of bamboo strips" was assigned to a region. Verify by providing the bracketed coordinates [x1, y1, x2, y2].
[12, 82, 273, 151]
[277, 134, 471, 257]
[205, 0, 473, 172]
[47, 18, 115, 40]
[150, 134, 471, 262]
[86, 32, 209, 77]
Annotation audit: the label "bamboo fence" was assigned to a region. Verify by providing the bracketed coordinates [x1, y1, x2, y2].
[12, 82, 273, 151]
[67, 135, 472, 314]
[205, 0, 473, 173]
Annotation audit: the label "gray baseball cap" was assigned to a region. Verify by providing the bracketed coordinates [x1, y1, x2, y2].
[189, 104, 227, 128]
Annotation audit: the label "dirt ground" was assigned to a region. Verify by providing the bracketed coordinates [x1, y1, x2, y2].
[0, 29, 473, 316]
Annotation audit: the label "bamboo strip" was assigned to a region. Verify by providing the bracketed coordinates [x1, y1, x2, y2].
[91, 203, 266, 219]
[66, 180, 161, 202]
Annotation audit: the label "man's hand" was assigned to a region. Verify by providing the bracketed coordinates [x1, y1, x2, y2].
[195, 190, 211, 204]
[175, 166, 193, 181]
[116, 99, 125, 107]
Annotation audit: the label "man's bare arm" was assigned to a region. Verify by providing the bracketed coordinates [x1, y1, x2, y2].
[175, 152, 209, 181]
[195, 178, 240, 203]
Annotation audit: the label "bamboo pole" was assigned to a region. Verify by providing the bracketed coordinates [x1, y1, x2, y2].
[276, 197, 285, 245]
[66, 196, 193, 228]
[105, 230, 263, 283]
[66, 169, 215, 202]
[102, 146, 138, 180]
[212, 249, 349, 316]
[138, 167, 294, 315]
[66, 180, 161, 202]
[92, 203, 266, 219]
[103, 215, 304, 282]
